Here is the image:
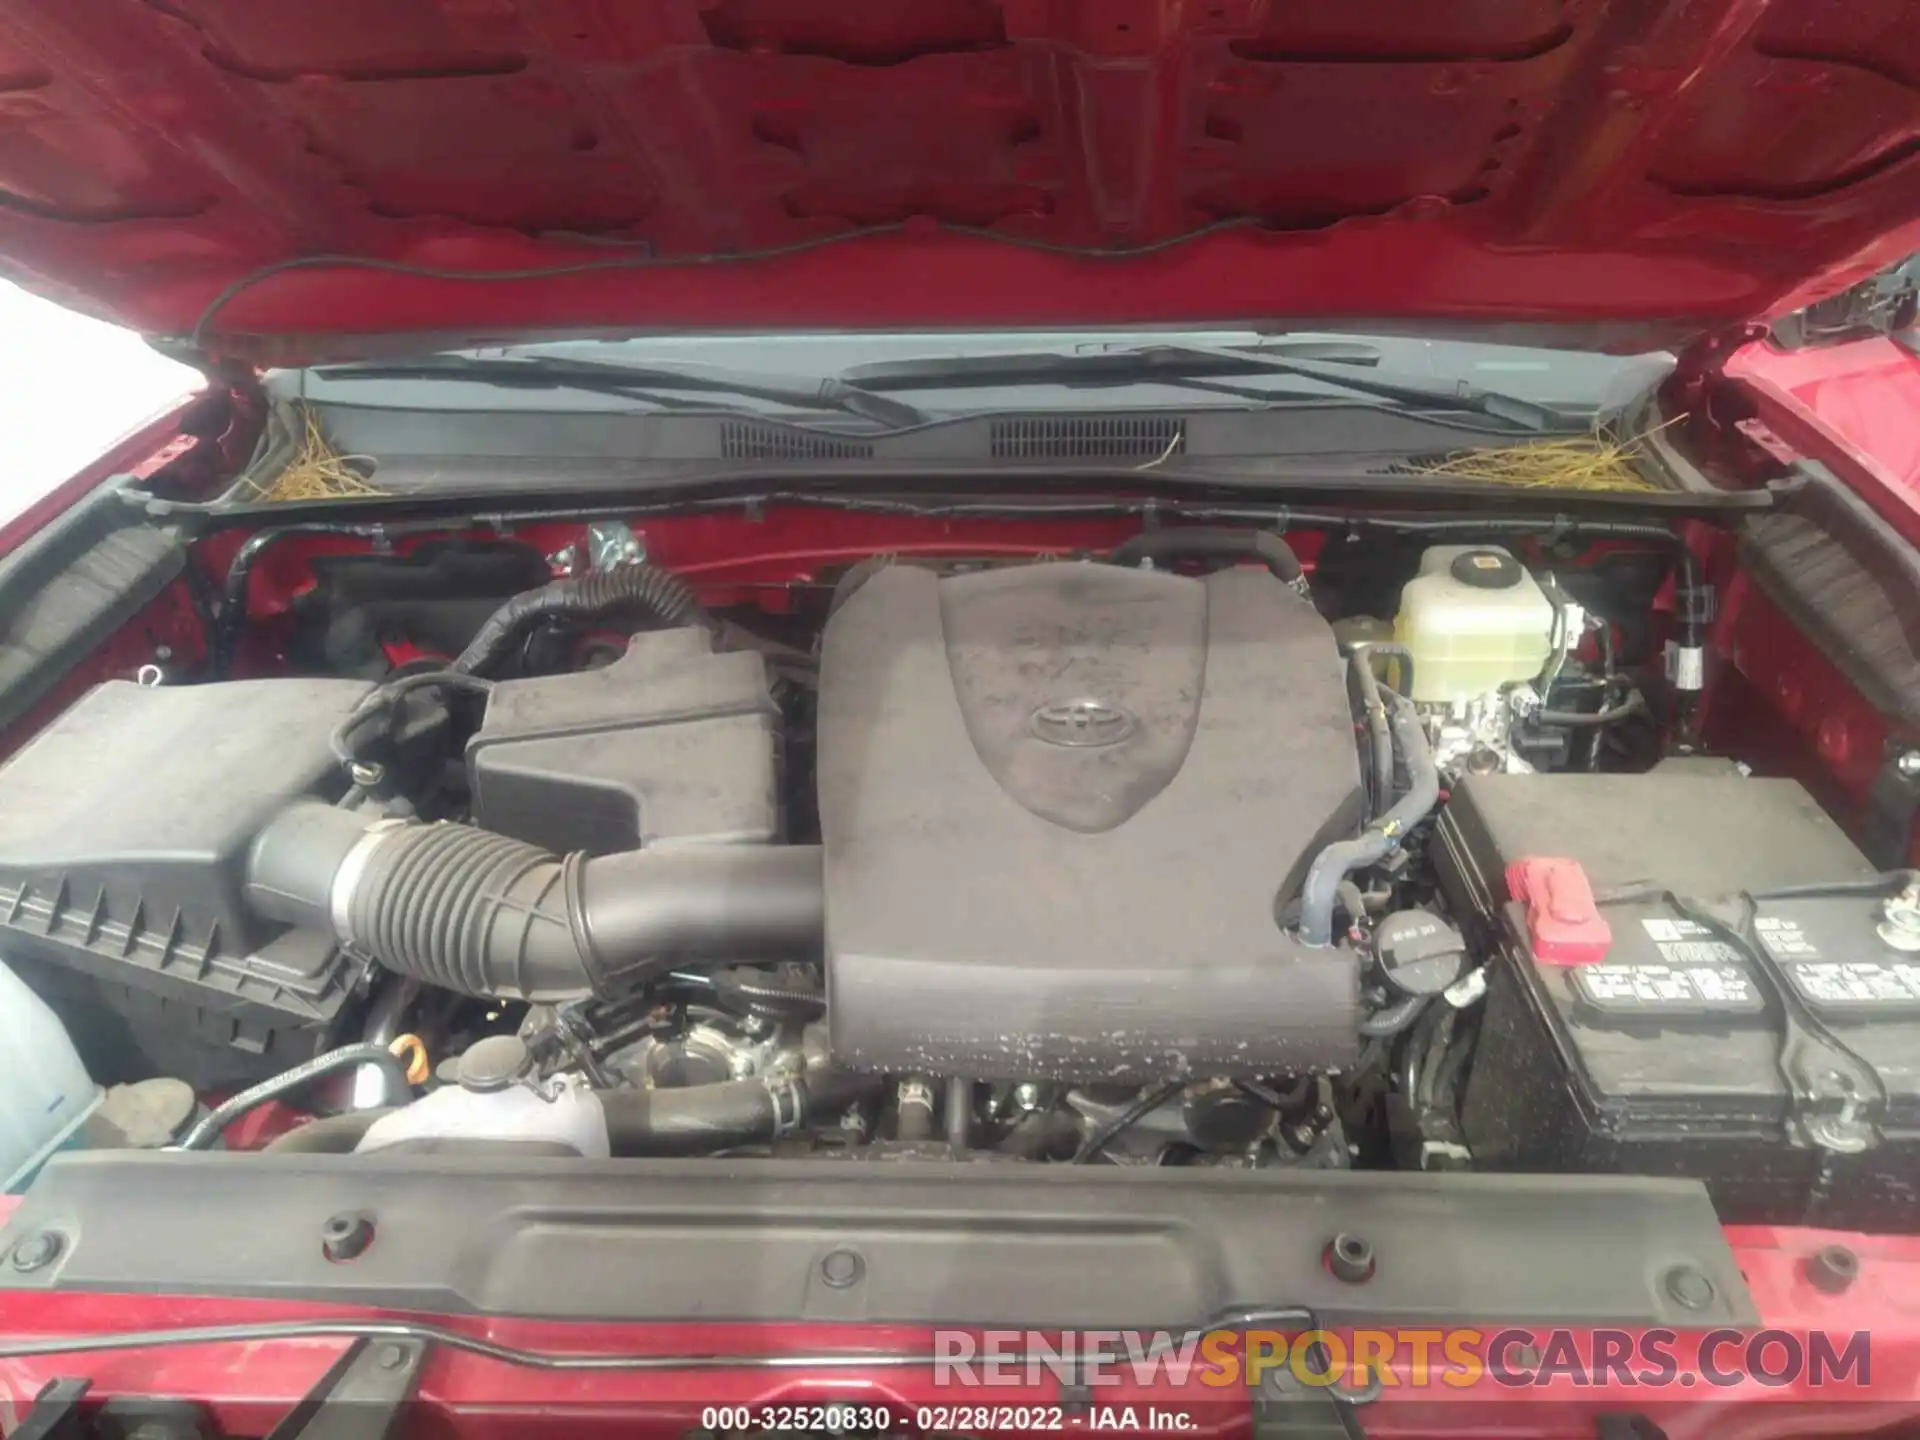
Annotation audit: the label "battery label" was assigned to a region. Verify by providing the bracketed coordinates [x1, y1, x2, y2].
[1753, 915, 1821, 959]
[1576, 963, 1759, 1013]
[1779, 960, 1920, 1010]
[1654, 939, 1745, 965]
[1640, 917, 1713, 942]
[1636, 916, 1746, 969]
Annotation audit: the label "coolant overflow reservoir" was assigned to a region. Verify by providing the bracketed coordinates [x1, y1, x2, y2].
[1394, 546, 1555, 704]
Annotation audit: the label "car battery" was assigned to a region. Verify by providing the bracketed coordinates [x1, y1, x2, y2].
[1435, 770, 1920, 1230]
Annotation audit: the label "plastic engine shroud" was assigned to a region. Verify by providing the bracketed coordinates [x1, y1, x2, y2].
[817, 560, 1365, 1082]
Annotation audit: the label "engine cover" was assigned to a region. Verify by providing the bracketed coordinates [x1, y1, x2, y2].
[818, 561, 1364, 1082]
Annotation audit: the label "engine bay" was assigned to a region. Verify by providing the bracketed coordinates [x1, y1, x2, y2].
[3, 505, 1917, 1229]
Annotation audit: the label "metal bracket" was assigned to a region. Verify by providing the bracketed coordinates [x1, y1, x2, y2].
[1863, 743, 1920, 869]
[15, 1379, 92, 1440]
[262, 1336, 428, 1440]
[1250, 1366, 1368, 1440]
[585, 519, 646, 570]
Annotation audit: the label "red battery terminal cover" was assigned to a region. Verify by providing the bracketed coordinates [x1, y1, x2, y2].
[1506, 856, 1612, 964]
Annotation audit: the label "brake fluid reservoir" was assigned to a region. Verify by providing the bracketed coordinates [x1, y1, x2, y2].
[1394, 546, 1555, 704]
[1, 958, 102, 1192]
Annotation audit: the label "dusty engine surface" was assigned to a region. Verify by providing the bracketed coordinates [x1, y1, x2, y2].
[817, 561, 1366, 1082]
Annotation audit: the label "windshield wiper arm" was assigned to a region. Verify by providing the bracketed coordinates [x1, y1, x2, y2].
[312, 355, 929, 429]
[840, 343, 1568, 432]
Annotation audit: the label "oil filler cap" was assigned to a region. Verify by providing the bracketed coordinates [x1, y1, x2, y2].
[1450, 549, 1524, 589]
[1375, 909, 1467, 995]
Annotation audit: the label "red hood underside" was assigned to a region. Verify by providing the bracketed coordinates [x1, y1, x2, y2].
[1, 0, 1918, 359]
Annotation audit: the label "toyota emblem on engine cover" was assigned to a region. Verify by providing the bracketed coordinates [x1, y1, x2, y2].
[1030, 697, 1135, 747]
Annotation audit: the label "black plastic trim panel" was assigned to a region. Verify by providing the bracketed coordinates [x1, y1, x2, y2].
[0, 1155, 1755, 1328]
[1739, 460, 1920, 728]
[0, 488, 184, 731]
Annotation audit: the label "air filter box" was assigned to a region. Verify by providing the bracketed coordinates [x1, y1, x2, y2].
[0, 678, 369, 1089]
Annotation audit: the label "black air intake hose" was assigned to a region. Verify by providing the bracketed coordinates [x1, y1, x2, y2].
[247, 803, 823, 1001]
[1297, 692, 1441, 948]
[1108, 528, 1307, 591]
[452, 565, 705, 676]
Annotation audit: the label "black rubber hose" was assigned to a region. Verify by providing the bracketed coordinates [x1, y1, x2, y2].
[709, 967, 827, 1017]
[1297, 692, 1442, 948]
[598, 1079, 801, 1156]
[1073, 1080, 1185, 1163]
[1533, 691, 1648, 727]
[1348, 645, 1409, 820]
[600, 1071, 882, 1156]
[1234, 1076, 1313, 1111]
[451, 565, 704, 677]
[213, 522, 390, 678]
[177, 1045, 412, 1151]
[247, 803, 824, 1001]
[1359, 995, 1430, 1038]
[1108, 528, 1306, 590]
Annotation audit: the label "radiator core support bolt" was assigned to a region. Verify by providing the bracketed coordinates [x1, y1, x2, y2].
[8, 1231, 63, 1273]
[1325, 1232, 1375, 1284]
[322, 1211, 376, 1262]
[1806, 1243, 1860, 1295]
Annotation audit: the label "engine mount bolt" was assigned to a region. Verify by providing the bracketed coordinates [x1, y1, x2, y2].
[1898, 750, 1920, 779]
[8, 1231, 64, 1273]
[819, 1249, 865, 1289]
[1662, 1264, 1715, 1311]
[1806, 1244, 1861, 1295]
[321, 1211, 376, 1263]
[1325, 1232, 1375, 1284]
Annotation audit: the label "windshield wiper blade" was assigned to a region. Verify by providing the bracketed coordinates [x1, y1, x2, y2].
[312, 355, 928, 429]
[840, 343, 1567, 432]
